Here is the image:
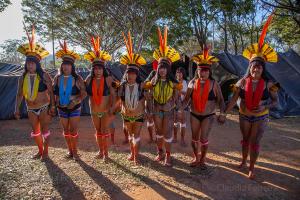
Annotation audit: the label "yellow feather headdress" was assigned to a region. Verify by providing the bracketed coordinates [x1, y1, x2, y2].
[153, 26, 180, 64]
[120, 31, 146, 67]
[55, 40, 80, 63]
[17, 25, 49, 61]
[243, 14, 277, 63]
[192, 45, 219, 66]
[84, 36, 111, 64]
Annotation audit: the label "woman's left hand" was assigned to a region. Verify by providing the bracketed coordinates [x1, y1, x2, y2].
[49, 106, 56, 116]
[217, 115, 226, 124]
[67, 101, 75, 109]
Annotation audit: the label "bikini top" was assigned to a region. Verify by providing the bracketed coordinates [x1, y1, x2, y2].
[53, 76, 80, 96]
[190, 80, 217, 101]
[86, 77, 110, 96]
[239, 81, 270, 101]
[120, 83, 144, 101]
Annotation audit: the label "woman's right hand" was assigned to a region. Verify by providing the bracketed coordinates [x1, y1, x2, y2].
[14, 111, 20, 120]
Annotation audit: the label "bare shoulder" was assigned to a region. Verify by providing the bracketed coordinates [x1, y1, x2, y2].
[235, 78, 245, 88]
[188, 79, 195, 88]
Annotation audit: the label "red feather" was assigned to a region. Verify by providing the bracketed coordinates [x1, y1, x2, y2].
[128, 31, 133, 60]
[259, 14, 274, 50]
[63, 40, 67, 52]
[157, 27, 164, 52]
[30, 25, 35, 51]
[203, 44, 209, 60]
[163, 26, 167, 49]
[153, 60, 158, 71]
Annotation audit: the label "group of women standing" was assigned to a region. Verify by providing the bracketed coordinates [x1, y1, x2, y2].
[15, 16, 279, 179]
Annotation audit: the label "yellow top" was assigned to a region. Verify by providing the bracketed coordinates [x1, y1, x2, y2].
[23, 73, 40, 101]
[153, 80, 173, 104]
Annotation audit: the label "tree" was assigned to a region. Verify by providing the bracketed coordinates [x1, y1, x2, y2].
[22, 0, 161, 60]
[261, 0, 300, 27]
[0, 0, 11, 12]
[0, 39, 26, 64]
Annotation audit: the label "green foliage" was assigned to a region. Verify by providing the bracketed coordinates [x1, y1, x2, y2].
[0, 0, 11, 12]
[0, 39, 25, 64]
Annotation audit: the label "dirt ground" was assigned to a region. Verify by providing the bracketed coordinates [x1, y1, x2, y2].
[0, 113, 299, 200]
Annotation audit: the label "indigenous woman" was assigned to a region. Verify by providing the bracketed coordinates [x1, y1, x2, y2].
[54, 41, 87, 160]
[147, 26, 182, 167]
[15, 26, 55, 160]
[173, 67, 188, 146]
[224, 15, 278, 179]
[84, 36, 115, 160]
[117, 31, 147, 165]
[181, 46, 225, 169]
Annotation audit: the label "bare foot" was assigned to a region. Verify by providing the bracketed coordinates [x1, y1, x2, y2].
[248, 170, 255, 180]
[73, 153, 80, 161]
[238, 162, 247, 169]
[41, 153, 49, 161]
[189, 159, 200, 167]
[31, 152, 42, 159]
[155, 153, 165, 162]
[164, 156, 172, 167]
[95, 152, 104, 159]
[127, 153, 134, 161]
[65, 152, 73, 159]
[133, 157, 140, 166]
[103, 155, 110, 163]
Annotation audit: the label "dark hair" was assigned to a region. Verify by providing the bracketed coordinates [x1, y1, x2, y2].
[145, 70, 156, 82]
[60, 61, 79, 80]
[244, 60, 268, 80]
[90, 64, 109, 79]
[176, 67, 187, 80]
[152, 60, 178, 86]
[193, 67, 214, 80]
[120, 68, 142, 86]
[23, 56, 45, 80]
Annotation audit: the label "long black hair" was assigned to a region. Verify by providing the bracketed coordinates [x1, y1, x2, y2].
[243, 59, 268, 81]
[90, 63, 109, 80]
[60, 60, 79, 80]
[152, 59, 178, 86]
[176, 67, 187, 81]
[120, 66, 142, 86]
[22, 56, 45, 80]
